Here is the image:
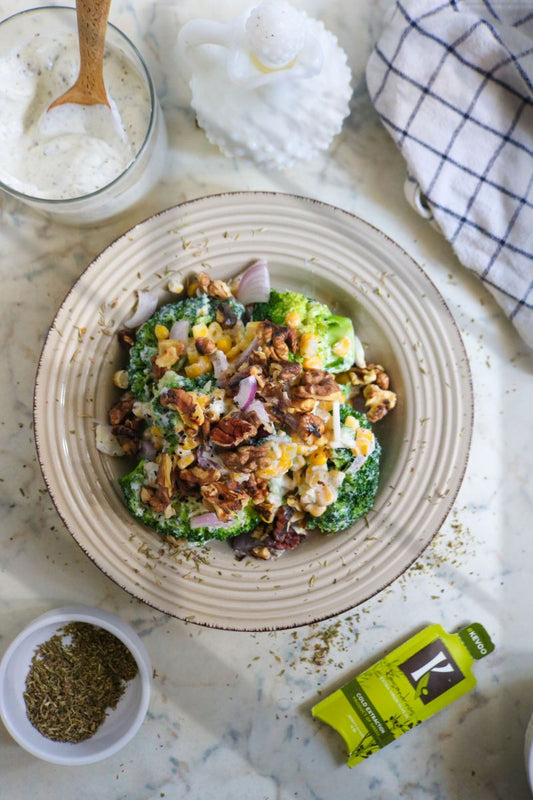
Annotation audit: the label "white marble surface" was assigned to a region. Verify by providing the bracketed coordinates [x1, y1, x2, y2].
[1, 1, 532, 798]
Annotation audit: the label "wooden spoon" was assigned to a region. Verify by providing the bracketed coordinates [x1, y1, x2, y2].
[49, 0, 113, 110]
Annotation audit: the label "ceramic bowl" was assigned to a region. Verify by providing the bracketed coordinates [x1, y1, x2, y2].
[33, 192, 473, 631]
[0, 7, 167, 225]
[0, 605, 152, 765]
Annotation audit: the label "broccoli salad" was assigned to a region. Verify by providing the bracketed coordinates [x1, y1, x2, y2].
[97, 260, 397, 559]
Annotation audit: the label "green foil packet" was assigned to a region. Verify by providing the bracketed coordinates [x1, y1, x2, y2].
[311, 622, 494, 767]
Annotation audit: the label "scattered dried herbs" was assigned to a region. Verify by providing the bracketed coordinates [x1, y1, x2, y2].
[24, 622, 138, 743]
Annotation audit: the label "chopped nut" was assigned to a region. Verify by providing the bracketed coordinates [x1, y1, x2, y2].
[108, 393, 135, 426]
[257, 321, 299, 361]
[350, 364, 390, 390]
[242, 474, 269, 503]
[117, 329, 136, 348]
[179, 465, 221, 487]
[201, 480, 250, 520]
[219, 443, 271, 473]
[251, 546, 271, 560]
[156, 453, 173, 494]
[159, 388, 204, 428]
[291, 369, 343, 402]
[363, 383, 397, 422]
[195, 336, 217, 355]
[210, 414, 259, 447]
[268, 506, 303, 550]
[140, 484, 171, 513]
[280, 411, 325, 445]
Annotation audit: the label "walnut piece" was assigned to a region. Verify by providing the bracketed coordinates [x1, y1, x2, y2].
[179, 465, 221, 487]
[257, 321, 299, 361]
[291, 369, 343, 402]
[201, 480, 250, 520]
[160, 388, 205, 428]
[197, 271, 233, 299]
[210, 414, 259, 447]
[140, 484, 171, 513]
[363, 383, 397, 422]
[109, 393, 135, 426]
[220, 443, 271, 473]
[195, 336, 217, 355]
[350, 364, 390, 390]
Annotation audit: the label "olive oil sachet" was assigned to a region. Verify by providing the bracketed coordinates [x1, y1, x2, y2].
[311, 622, 494, 767]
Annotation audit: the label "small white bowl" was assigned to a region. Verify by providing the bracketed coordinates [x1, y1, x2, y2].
[0, 605, 152, 765]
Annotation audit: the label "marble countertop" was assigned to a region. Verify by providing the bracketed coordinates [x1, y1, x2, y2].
[1, 1, 532, 798]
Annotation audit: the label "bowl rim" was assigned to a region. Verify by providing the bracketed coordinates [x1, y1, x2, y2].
[0, 604, 152, 765]
[0, 5, 157, 206]
[32, 191, 474, 631]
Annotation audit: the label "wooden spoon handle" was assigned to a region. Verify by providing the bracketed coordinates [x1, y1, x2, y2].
[49, 0, 112, 109]
[76, 0, 112, 104]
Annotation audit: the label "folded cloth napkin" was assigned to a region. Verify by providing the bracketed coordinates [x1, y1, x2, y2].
[366, 0, 533, 350]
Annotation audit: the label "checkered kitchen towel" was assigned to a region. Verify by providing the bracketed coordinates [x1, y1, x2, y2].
[366, 1, 533, 350]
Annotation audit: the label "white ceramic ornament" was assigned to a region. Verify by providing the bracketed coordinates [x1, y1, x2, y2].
[178, 0, 352, 169]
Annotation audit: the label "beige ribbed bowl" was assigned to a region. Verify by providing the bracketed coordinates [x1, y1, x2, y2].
[34, 192, 472, 631]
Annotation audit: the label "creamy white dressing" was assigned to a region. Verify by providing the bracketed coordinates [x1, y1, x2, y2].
[0, 31, 151, 199]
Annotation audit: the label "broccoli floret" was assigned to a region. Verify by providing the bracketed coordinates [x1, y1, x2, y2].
[253, 289, 357, 372]
[127, 296, 215, 401]
[314, 407, 381, 533]
[119, 461, 260, 544]
[253, 290, 309, 326]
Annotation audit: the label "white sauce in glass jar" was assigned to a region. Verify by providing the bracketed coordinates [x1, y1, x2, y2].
[0, 31, 151, 200]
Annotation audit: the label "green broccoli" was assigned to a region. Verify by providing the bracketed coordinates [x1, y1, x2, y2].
[127, 296, 216, 401]
[119, 461, 260, 544]
[253, 289, 357, 372]
[253, 290, 309, 327]
[314, 406, 381, 533]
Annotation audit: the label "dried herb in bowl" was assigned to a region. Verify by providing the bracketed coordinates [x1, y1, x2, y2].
[23, 622, 138, 743]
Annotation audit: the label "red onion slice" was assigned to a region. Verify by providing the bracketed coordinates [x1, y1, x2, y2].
[190, 512, 235, 529]
[234, 375, 257, 411]
[170, 319, 190, 342]
[246, 399, 272, 427]
[124, 291, 158, 328]
[236, 259, 270, 305]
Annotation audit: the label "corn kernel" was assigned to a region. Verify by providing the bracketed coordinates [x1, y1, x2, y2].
[207, 321, 224, 340]
[187, 281, 199, 297]
[167, 277, 184, 294]
[216, 335, 233, 353]
[333, 336, 351, 357]
[185, 357, 212, 378]
[285, 310, 301, 327]
[344, 415, 358, 429]
[300, 333, 318, 357]
[309, 448, 328, 467]
[303, 355, 323, 370]
[155, 324, 169, 341]
[192, 323, 209, 339]
[181, 435, 197, 451]
[113, 369, 129, 389]
[244, 321, 260, 340]
[226, 343, 243, 360]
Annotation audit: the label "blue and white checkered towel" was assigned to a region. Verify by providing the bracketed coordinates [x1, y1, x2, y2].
[366, 1, 533, 350]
